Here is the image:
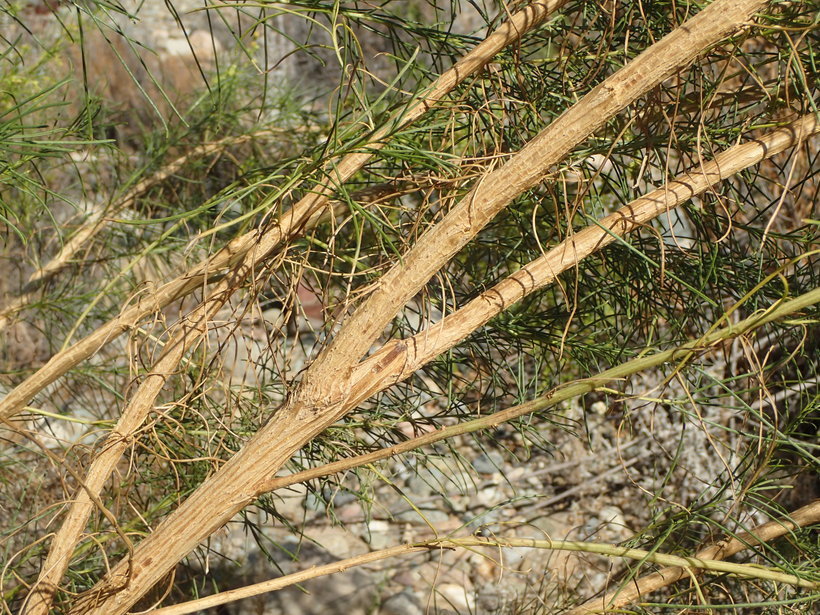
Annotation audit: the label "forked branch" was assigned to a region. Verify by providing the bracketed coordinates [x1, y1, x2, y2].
[347, 113, 819, 403]
[0, 0, 569, 425]
[20, 3, 570, 614]
[64, 3, 769, 613]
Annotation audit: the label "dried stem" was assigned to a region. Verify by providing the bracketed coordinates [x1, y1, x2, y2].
[65, 3, 769, 613]
[347, 113, 819, 403]
[0, 0, 568, 426]
[300, 0, 769, 394]
[566, 499, 820, 614]
[262, 284, 820, 495]
[20, 4, 569, 613]
[144, 501, 820, 615]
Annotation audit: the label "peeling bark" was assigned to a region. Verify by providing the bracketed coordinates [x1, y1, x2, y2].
[20, 3, 570, 614]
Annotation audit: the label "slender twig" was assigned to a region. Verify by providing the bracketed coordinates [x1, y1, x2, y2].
[20, 4, 570, 614]
[0, 131, 277, 333]
[347, 113, 819, 403]
[0, 1, 569, 427]
[446, 537, 820, 589]
[142, 502, 820, 615]
[566, 499, 820, 614]
[259, 285, 820, 495]
[66, 5, 774, 613]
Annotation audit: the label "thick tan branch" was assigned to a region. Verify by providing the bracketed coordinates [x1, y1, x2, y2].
[261, 284, 820, 494]
[301, 0, 769, 393]
[0, 0, 566, 425]
[147, 500, 820, 615]
[20, 279, 237, 615]
[66, 4, 769, 614]
[21, 4, 569, 613]
[348, 113, 819, 401]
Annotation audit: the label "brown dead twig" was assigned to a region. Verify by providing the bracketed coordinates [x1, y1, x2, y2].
[57, 2, 770, 614]
[19, 3, 570, 614]
[143, 500, 820, 615]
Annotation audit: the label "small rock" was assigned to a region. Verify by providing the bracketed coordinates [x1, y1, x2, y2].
[597, 505, 629, 540]
[446, 494, 469, 513]
[365, 519, 393, 550]
[473, 555, 498, 580]
[463, 510, 501, 535]
[307, 526, 368, 561]
[500, 545, 528, 569]
[273, 482, 308, 519]
[599, 505, 626, 528]
[436, 583, 475, 611]
[529, 515, 567, 539]
[475, 585, 513, 613]
[305, 491, 327, 512]
[477, 486, 503, 506]
[380, 590, 424, 615]
[390, 569, 419, 587]
[329, 489, 358, 508]
[406, 475, 434, 498]
[472, 451, 504, 475]
[335, 502, 363, 524]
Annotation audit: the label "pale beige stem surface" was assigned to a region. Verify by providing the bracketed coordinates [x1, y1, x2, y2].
[348, 113, 819, 400]
[299, 0, 769, 394]
[21, 281, 235, 615]
[0, 0, 567, 426]
[262, 283, 820, 495]
[66, 3, 767, 614]
[146, 500, 820, 615]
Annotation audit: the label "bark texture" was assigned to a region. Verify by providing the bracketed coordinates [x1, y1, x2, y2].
[21, 3, 569, 613]
[1, 0, 569, 426]
[65, 2, 769, 614]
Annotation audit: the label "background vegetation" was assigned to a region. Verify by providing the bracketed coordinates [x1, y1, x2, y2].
[0, 1, 818, 614]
